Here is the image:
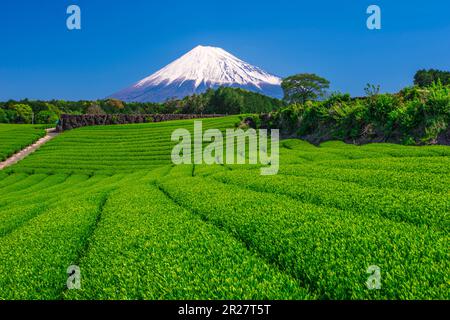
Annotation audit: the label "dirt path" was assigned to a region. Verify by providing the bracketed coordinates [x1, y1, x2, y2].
[0, 128, 60, 170]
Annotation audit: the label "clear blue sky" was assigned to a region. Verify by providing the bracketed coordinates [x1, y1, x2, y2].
[0, 0, 449, 101]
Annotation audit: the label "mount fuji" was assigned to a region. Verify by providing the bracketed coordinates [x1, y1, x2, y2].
[109, 45, 283, 102]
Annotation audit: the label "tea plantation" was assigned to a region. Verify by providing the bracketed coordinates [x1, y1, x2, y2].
[0, 124, 47, 162]
[0, 116, 448, 299]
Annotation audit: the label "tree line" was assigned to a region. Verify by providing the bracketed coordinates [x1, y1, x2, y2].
[249, 70, 450, 146]
[1, 68, 448, 125]
[0, 87, 283, 124]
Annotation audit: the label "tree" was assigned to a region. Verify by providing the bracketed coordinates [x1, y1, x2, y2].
[44, 102, 61, 115]
[0, 108, 8, 123]
[9, 104, 33, 123]
[36, 110, 59, 124]
[364, 83, 380, 97]
[281, 73, 330, 104]
[103, 98, 125, 112]
[207, 87, 244, 114]
[414, 69, 450, 87]
[86, 104, 106, 115]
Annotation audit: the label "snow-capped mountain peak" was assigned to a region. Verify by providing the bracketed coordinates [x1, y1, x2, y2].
[135, 45, 281, 89]
[110, 45, 283, 102]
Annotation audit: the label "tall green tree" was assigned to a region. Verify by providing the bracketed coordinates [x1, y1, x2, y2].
[281, 73, 330, 104]
[0, 108, 8, 123]
[36, 110, 59, 124]
[9, 104, 33, 123]
[414, 69, 450, 87]
[207, 87, 244, 114]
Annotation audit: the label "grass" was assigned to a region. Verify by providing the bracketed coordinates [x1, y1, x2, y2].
[0, 117, 448, 299]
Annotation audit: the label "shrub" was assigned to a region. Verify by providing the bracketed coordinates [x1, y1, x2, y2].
[258, 84, 450, 145]
[0, 108, 9, 123]
[9, 104, 33, 124]
[414, 69, 450, 87]
[36, 110, 59, 124]
[86, 104, 106, 115]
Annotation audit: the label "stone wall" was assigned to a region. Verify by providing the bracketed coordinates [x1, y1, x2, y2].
[57, 114, 226, 131]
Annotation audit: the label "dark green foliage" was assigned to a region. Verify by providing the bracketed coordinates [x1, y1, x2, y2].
[8, 104, 33, 124]
[206, 87, 244, 114]
[0, 87, 284, 124]
[364, 83, 380, 97]
[414, 69, 450, 87]
[180, 87, 284, 114]
[258, 83, 450, 145]
[36, 108, 60, 125]
[281, 73, 330, 104]
[0, 109, 8, 123]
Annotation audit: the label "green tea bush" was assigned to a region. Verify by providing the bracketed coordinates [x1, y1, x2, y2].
[0, 117, 448, 299]
[0, 124, 47, 161]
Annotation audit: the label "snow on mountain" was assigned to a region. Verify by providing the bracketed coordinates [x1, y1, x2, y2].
[109, 45, 283, 102]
